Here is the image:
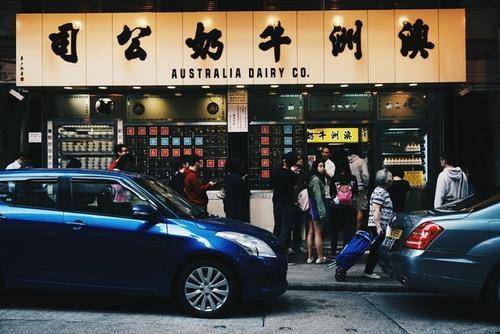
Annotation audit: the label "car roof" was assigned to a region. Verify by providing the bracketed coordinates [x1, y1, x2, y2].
[0, 168, 143, 180]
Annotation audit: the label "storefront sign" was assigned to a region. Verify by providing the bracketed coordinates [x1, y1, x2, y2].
[16, 9, 465, 86]
[228, 89, 248, 132]
[307, 127, 359, 143]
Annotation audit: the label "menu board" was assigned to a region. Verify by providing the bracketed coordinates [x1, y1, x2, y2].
[125, 125, 227, 184]
[251, 94, 304, 122]
[248, 124, 305, 190]
[308, 93, 372, 120]
[378, 93, 427, 120]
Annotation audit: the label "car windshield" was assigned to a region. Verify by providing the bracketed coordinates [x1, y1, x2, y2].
[435, 186, 500, 213]
[136, 176, 208, 219]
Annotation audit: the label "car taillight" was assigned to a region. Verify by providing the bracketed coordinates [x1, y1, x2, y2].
[404, 221, 443, 250]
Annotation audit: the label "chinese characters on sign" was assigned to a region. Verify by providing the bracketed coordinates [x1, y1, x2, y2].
[307, 128, 360, 143]
[258, 21, 292, 63]
[398, 19, 435, 59]
[116, 25, 152, 61]
[329, 20, 363, 60]
[185, 22, 224, 60]
[49, 23, 79, 63]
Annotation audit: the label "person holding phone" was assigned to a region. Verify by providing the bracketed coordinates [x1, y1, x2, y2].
[184, 155, 216, 211]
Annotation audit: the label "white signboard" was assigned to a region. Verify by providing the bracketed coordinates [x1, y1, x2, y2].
[228, 89, 248, 133]
[28, 132, 42, 143]
[16, 9, 466, 86]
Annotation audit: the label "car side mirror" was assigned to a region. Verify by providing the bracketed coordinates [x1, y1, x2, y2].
[132, 204, 158, 222]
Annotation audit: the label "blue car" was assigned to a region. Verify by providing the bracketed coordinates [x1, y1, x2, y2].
[380, 186, 500, 305]
[0, 169, 287, 317]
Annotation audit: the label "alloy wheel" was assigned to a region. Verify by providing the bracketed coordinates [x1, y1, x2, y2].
[184, 266, 229, 313]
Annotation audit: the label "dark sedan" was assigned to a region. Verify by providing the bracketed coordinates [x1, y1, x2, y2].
[380, 186, 500, 305]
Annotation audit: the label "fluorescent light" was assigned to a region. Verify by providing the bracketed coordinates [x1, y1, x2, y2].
[132, 86, 141, 89]
[9, 89, 24, 101]
[270, 84, 279, 88]
[396, 90, 404, 94]
[202, 85, 210, 89]
[333, 91, 341, 95]
[167, 85, 176, 89]
[63, 86, 73, 90]
[269, 92, 277, 95]
[236, 85, 245, 88]
[340, 84, 349, 88]
[206, 92, 213, 96]
[409, 83, 418, 87]
[305, 84, 314, 88]
[174, 92, 182, 96]
[301, 91, 308, 95]
[98, 86, 107, 90]
[374, 83, 383, 87]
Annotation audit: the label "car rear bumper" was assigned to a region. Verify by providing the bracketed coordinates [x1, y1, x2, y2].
[380, 247, 485, 299]
[239, 255, 288, 302]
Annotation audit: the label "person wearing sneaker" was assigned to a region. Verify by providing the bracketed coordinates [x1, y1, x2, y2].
[364, 168, 394, 279]
[306, 160, 328, 264]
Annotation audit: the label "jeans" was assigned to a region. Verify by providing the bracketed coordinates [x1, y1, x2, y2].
[331, 206, 356, 256]
[364, 227, 385, 274]
[276, 203, 299, 252]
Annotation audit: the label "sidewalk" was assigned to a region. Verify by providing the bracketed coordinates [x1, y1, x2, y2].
[286, 253, 412, 292]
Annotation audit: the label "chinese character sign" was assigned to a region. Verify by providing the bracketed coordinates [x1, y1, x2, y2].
[17, 10, 465, 86]
[307, 128, 359, 144]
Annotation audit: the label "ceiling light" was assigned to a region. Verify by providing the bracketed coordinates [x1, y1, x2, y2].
[269, 92, 277, 95]
[202, 85, 210, 89]
[301, 91, 308, 95]
[167, 85, 176, 89]
[9, 89, 24, 101]
[236, 85, 245, 88]
[132, 86, 141, 89]
[396, 90, 404, 94]
[174, 92, 182, 96]
[63, 86, 73, 90]
[98, 86, 107, 90]
[374, 83, 383, 87]
[340, 84, 349, 88]
[305, 84, 314, 88]
[409, 83, 418, 87]
[206, 92, 213, 96]
[333, 91, 341, 95]
[270, 84, 279, 88]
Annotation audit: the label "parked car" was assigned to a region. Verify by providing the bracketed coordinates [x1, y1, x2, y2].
[380, 186, 500, 305]
[0, 169, 287, 317]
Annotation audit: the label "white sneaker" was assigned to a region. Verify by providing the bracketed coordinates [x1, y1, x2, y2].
[316, 257, 327, 264]
[306, 257, 314, 264]
[363, 273, 381, 279]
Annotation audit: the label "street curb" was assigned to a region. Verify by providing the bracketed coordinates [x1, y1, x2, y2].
[287, 283, 421, 293]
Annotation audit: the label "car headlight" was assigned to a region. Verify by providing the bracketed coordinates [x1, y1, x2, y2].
[215, 231, 277, 258]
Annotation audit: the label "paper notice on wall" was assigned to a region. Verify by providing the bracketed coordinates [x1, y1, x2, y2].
[28, 132, 42, 143]
[228, 89, 248, 133]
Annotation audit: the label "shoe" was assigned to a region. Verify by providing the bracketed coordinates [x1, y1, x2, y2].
[363, 273, 381, 279]
[306, 257, 314, 264]
[316, 257, 327, 264]
[287, 248, 297, 255]
[287, 260, 296, 266]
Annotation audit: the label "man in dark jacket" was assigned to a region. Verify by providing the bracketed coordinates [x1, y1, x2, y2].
[169, 155, 189, 196]
[271, 151, 299, 256]
[184, 155, 216, 210]
[223, 159, 250, 222]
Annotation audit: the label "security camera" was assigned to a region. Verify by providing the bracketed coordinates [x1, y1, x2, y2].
[9, 89, 24, 101]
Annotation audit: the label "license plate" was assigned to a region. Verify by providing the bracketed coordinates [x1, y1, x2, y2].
[382, 228, 403, 250]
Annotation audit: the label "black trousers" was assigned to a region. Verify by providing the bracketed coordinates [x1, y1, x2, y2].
[364, 227, 385, 274]
[330, 206, 356, 256]
[290, 211, 305, 250]
[276, 203, 299, 252]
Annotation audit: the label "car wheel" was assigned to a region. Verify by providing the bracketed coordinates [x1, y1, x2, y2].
[176, 260, 236, 317]
[485, 266, 500, 306]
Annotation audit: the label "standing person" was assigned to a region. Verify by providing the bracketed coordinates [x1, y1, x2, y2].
[5, 152, 30, 170]
[271, 151, 299, 258]
[330, 163, 358, 257]
[169, 155, 189, 196]
[388, 166, 410, 213]
[306, 160, 328, 264]
[184, 155, 216, 211]
[364, 168, 394, 279]
[434, 153, 470, 208]
[108, 144, 129, 171]
[319, 146, 335, 249]
[348, 147, 370, 230]
[271, 155, 286, 237]
[290, 154, 308, 254]
[223, 159, 250, 221]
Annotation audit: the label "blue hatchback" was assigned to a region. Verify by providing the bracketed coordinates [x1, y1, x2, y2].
[0, 169, 287, 317]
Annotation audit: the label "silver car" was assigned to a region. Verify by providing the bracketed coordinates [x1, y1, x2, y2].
[380, 187, 500, 305]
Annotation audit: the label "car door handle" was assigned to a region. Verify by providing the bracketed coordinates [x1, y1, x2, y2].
[66, 220, 86, 231]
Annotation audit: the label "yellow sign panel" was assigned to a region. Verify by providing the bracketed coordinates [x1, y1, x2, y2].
[404, 170, 425, 188]
[307, 128, 359, 144]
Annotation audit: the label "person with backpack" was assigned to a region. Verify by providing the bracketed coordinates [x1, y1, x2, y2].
[306, 159, 328, 264]
[330, 162, 358, 257]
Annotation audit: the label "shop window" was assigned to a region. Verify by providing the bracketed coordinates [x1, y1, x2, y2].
[0, 180, 59, 210]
